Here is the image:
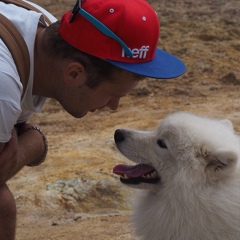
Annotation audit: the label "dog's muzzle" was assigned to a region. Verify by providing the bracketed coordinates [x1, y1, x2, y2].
[113, 129, 160, 184]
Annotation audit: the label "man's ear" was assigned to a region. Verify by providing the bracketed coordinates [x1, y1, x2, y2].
[64, 62, 87, 87]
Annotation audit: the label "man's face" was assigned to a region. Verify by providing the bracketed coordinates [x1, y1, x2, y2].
[65, 71, 139, 118]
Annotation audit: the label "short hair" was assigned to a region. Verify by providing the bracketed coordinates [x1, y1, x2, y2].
[41, 21, 125, 88]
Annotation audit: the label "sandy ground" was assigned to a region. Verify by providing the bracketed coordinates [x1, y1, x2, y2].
[6, 0, 240, 239]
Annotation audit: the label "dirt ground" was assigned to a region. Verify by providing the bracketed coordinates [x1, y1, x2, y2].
[7, 0, 240, 239]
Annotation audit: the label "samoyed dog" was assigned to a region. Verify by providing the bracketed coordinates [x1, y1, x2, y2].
[113, 112, 240, 240]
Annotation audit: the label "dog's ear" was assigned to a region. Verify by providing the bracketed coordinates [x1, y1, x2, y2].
[219, 119, 233, 130]
[206, 148, 238, 177]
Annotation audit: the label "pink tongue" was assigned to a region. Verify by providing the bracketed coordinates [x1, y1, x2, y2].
[113, 164, 155, 177]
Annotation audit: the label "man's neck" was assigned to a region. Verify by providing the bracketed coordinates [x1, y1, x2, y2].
[33, 26, 47, 96]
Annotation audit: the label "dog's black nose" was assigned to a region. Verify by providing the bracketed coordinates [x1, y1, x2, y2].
[114, 129, 125, 143]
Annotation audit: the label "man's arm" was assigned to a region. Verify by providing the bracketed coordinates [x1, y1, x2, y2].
[0, 134, 17, 186]
[0, 143, 5, 153]
[0, 124, 46, 185]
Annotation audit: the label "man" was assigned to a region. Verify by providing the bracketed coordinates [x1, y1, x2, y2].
[0, 0, 186, 239]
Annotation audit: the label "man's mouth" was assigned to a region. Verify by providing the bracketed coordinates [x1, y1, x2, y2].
[113, 163, 160, 184]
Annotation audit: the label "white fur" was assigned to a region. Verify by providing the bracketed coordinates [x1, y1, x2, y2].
[115, 112, 240, 240]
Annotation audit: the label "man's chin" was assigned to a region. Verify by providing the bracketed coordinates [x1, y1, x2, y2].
[68, 111, 88, 119]
[89, 109, 97, 113]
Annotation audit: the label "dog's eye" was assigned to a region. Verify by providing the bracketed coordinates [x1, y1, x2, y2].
[157, 139, 167, 149]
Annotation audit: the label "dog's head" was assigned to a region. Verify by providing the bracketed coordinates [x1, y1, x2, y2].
[113, 112, 240, 192]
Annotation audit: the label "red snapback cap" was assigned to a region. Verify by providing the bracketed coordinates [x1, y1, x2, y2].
[59, 0, 186, 79]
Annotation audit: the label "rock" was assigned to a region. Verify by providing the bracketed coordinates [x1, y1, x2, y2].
[219, 72, 240, 85]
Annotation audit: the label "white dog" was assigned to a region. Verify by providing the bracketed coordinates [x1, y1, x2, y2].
[113, 112, 240, 240]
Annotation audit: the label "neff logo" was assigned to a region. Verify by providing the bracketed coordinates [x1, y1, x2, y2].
[122, 46, 149, 59]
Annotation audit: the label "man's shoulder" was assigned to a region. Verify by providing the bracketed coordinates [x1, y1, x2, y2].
[0, 1, 57, 27]
[22, 0, 57, 23]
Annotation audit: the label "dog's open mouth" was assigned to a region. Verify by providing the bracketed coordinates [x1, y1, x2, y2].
[113, 164, 160, 184]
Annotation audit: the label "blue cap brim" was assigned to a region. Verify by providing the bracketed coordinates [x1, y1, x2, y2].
[107, 49, 186, 79]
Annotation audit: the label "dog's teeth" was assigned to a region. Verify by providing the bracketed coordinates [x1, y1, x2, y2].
[123, 174, 129, 179]
[152, 171, 159, 178]
[143, 174, 151, 179]
[143, 171, 158, 179]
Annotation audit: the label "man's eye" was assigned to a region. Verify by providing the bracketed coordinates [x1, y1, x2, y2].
[157, 139, 167, 149]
